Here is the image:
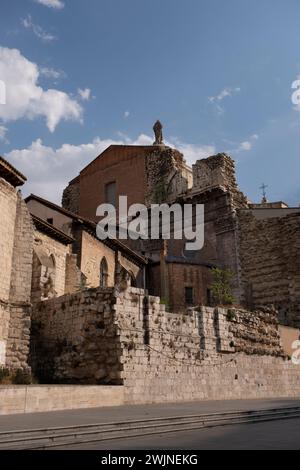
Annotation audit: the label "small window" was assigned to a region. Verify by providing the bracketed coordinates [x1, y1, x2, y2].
[105, 182, 116, 206]
[100, 257, 108, 288]
[207, 289, 212, 306]
[185, 287, 194, 305]
[47, 218, 54, 225]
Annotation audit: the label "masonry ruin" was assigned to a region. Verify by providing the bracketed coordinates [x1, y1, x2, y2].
[30, 286, 300, 403]
[1, 120, 300, 405]
[0, 157, 33, 371]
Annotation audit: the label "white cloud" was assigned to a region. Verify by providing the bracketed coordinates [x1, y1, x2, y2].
[78, 88, 91, 101]
[209, 87, 241, 103]
[229, 134, 259, 154]
[166, 138, 215, 165]
[238, 141, 252, 151]
[21, 15, 57, 42]
[34, 0, 64, 9]
[40, 67, 66, 80]
[0, 47, 82, 132]
[124, 111, 130, 118]
[5, 134, 215, 203]
[208, 87, 241, 115]
[0, 125, 8, 142]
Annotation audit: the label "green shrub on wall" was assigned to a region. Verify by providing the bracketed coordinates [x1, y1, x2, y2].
[210, 267, 235, 306]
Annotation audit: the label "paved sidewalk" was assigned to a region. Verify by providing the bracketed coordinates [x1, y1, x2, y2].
[0, 398, 300, 432]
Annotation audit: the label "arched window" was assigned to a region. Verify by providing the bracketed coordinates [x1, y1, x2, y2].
[128, 271, 137, 287]
[49, 254, 56, 270]
[100, 257, 108, 287]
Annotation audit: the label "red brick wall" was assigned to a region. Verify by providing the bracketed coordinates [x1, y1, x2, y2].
[79, 146, 151, 221]
[167, 263, 212, 312]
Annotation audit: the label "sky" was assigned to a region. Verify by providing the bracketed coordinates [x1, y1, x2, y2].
[0, 0, 300, 205]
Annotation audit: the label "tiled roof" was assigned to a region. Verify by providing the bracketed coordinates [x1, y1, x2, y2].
[0, 156, 27, 187]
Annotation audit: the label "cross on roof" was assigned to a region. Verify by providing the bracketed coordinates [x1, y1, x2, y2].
[260, 183, 268, 202]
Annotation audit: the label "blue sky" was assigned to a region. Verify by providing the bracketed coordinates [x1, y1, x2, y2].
[0, 0, 300, 204]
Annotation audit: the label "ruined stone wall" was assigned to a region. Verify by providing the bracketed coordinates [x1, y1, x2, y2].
[145, 147, 191, 205]
[62, 177, 80, 214]
[31, 287, 300, 403]
[238, 210, 300, 327]
[65, 254, 84, 294]
[9, 195, 34, 304]
[0, 302, 10, 365]
[0, 178, 33, 370]
[32, 230, 70, 300]
[179, 189, 245, 304]
[192, 153, 237, 193]
[116, 291, 286, 403]
[31, 288, 122, 384]
[0, 178, 17, 301]
[5, 304, 31, 370]
[191, 154, 248, 209]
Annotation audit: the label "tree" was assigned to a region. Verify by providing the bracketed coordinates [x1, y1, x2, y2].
[210, 267, 235, 306]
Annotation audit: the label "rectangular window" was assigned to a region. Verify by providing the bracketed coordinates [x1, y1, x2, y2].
[185, 287, 194, 305]
[207, 289, 212, 306]
[47, 218, 54, 225]
[105, 182, 116, 206]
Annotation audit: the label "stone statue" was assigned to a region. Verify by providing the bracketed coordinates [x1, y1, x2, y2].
[153, 120, 164, 146]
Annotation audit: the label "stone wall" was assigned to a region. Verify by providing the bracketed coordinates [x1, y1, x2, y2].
[65, 253, 84, 294]
[80, 231, 116, 288]
[145, 147, 191, 205]
[191, 153, 248, 209]
[0, 177, 33, 370]
[0, 302, 10, 365]
[62, 176, 80, 214]
[0, 385, 124, 415]
[31, 287, 300, 403]
[9, 196, 34, 304]
[0, 178, 17, 301]
[238, 210, 300, 327]
[31, 230, 70, 302]
[192, 153, 237, 193]
[31, 288, 122, 384]
[5, 304, 31, 370]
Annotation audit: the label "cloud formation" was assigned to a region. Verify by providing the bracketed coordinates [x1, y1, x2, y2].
[0, 125, 8, 142]
[78, 88, 91, 101]
[40, 67, 66, 80]
[21, 15, 57, 42]
[34, 0, 64, 9]
[0, 47, 82, 132]
[225, 134, 259, 154]
[208, 87, 241, 115]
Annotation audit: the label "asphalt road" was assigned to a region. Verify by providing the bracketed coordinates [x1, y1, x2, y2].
[0, 398, 300, 450]
[68, 417, 300, 450]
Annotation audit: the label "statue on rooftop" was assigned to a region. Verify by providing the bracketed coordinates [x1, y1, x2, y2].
[153, 120, 164, 146]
